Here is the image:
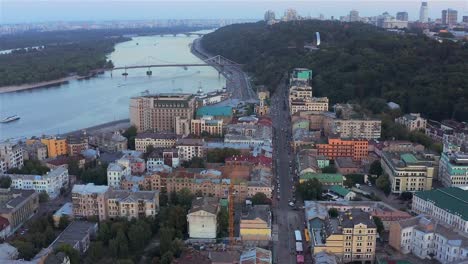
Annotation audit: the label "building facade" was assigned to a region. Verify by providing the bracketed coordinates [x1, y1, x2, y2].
[395, 113, 427, 131]
[41, 137, 68, 158]
[6, 165, 69, 198]
[135, 132, 178, 152]
[0, 189, 39, 235]
[240, 205, 272, 241]
[23, 140, 48, 161]
[92, 131, 127, 153]
[176, 138, 205, 161]
[438, 152, 468, 188]
[107, 161, 131, 189]
[411, 187, 468, 233]
[67, 132, 88, 157]
[187, 197, 219, 239]
[317, 137, 368, 161]
[381, 151, 435, 193]
[130, 93, 196, 133]
[0, 141, 24, 172]
[190, 116, 224, 137]
[332, 119, 381, 140]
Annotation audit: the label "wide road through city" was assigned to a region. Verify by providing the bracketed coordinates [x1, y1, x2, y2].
[271, 75, 308, 264]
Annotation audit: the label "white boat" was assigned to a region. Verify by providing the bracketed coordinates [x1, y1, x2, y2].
[1, 115, 20, 123]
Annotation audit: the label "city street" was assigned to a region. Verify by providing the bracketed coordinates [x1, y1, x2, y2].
[271, 76, 309, 264]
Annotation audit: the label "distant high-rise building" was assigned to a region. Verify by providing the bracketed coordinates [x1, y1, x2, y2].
[349, 10, 360, 22]
[419, 2, 429, 22]
[264, 10, 275, 22]
[396, 12, 409, 21]
[463, 16, 468, 23]
[442, 9, 458, 25]
[284, 8, 298, 21]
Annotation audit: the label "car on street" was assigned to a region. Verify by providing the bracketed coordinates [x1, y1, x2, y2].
[288, 201, 295, 207]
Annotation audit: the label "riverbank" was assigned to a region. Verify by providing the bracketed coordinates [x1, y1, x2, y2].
[60, 119, 131, 137]
[0, 71, 105, 94]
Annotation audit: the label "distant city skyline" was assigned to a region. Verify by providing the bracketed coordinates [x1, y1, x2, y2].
[1, 0, 467, 24]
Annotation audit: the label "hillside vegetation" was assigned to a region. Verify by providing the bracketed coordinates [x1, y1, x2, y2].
[202, 21, 468, 121]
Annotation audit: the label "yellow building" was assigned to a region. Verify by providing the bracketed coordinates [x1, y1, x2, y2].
[240, 205, 271, 241]
[307, 201, 377, 263]
[41, 137, 68, 158]
[381, 151, 436, 194]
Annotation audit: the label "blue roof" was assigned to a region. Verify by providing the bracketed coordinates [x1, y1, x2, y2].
[196, 106, 233, 117]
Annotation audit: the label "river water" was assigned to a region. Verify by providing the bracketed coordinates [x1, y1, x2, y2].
[0, 34, 226, 140]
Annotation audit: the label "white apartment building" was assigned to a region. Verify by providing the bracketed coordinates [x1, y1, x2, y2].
[395, 113, 427, 131]
[176, 138, 205, 161]
[187, 197, 219, 239]
[107, 160, 131, 189]
[6, 165, 69, 198]
[0, 160, 6, 174]
[390, 216, 468, 264]
[412, 188, 468, 233]
[0, 141, 24, 172]
[439, 152, 468, 188]
[332, 119, 382, 139]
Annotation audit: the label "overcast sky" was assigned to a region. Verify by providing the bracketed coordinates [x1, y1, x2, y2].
[1, 0, 467, 24]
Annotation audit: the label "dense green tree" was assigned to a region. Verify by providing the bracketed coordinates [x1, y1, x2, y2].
[160, 251, 174, 264]
[67, 159, 81, 176]
[123, 126, 137, 150]
[39, 192, 49, 203]
[297, 179, 323, 200]
[0, 176, 12, 188]
[251, 192, 270, 205]
[181, 157, 206, 168]
[7, 160, 50, 175]
[115, 230, 129, 258]
[373, 216, 385, 235]
[217, 207, 229, 238]
[328, 208, 339, 218]
[202, 20, 468, 121]
[98, 222, 112, 245]
[128, 221, 152, 251]
[13, 241, 36, 260]
[87, 241, 105, 262]
[58, 215, 70, 230]
[159, 227, 175, 256]
[376, 174, 391, 195]
[206, 148, 241, 163]
[322, 165, 337, 173]
[369, 160, 383, 176]
[160, 187, 169, 207]
[177, 188, 194, 209]
[55, 244, 80, 264]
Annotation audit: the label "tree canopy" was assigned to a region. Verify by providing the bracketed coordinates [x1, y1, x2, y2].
[202, 20, 468, 121]
[297, 178, 323, 200]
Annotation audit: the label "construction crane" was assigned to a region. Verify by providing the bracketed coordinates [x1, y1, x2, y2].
[228, 180, 235, 245]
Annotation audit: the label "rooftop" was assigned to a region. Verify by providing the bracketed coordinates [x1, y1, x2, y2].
[335, 157, 360, 168]
[53, 202, 73, 217]
[107, 189, 158, 202]
[134, 93, 194, 100]
[72, 183, 109, 195]
[341, 209, 376, 228]
[327, 185, 352, 197]
[135, 132, 178, 140]
[176, 138, 204, 146]
[0, 189, 37, 214]
[300, 173, 343, 184]
[51, 221, 97, 250]
[189, 197, 219, 215]
[196, 105, 233, 117]
[239, 247, 272, 264]
[414, 187, 468, 220]
[242, 205, 271, 224]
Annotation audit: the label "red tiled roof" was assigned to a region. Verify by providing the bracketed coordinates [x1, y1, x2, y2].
[225, 155, 272, 166]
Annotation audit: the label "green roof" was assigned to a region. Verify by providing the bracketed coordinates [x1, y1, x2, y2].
[196, 106, 233, 117]
[300, 173, 343, 184]
[219, 198, 228, 208]
[414, 187, 468, 220]
[401, 153, 418, 163]
[328, 185, 351, 197]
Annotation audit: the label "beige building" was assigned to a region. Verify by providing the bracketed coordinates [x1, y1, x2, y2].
[306, 202, 377, 264]
[72, 183, 159, 221]
[288, 83, 329, 115]
[395, 113, 427, 131]
[240, 205, 271, 241]
[332, 119, 381, 139]
[191, 116, 224, 137]
[0, 189, 39, 235]
[130, 93, 196, 133]
[22, 140, 48, 161]
[187, 197, 219, 239]
[135, 132, 178, 152]
[381, 151, 435, 193]
[0, 141, 24, 173]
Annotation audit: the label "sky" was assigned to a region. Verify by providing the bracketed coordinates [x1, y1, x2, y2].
[1, 0, 467, 24]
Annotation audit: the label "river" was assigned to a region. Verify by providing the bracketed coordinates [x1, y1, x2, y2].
[0, 34, 226, 140]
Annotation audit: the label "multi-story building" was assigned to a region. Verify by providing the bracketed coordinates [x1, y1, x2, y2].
[299, 173, 344, 186]
[190, 116, 224, 137]
[22, 140, 48, 161]
[129, 93, 196, 133]
[389, 215, 468, 264]
[146, 148, 179, 170]
[442, 9, 458, 25]
[332, 119, 381, 139]
[72, 183, 159, 221]
[290, 97, 329, 114]
[396, 12, 409, 21]
[317, 137, 368, 161]
[91, 131, 127, 153]
[381, 151, 436, 193]
[72, 183, 109, 221]
[412, 187, 468, 233]
[107, 161, 131, 188]
[6, 165, 69, 198]
[290, 68, 312, 82]
[296, 149, 329, 175]
[240, 205, 271, 241]
[50, 221, 98, 254]
[41, 137, 68, 158]
[0, 189, 39, 235]
[67, 132, 88, 157]
[135, 132, 178, 152]
[395, 113, 427, 132]
[176, 138, 205, 161]
[0, 141, 24, 172]
[439, 152, 468, 188]
[187, 197, 219, 239]
[306, 202, 377, 263]
[0, 160, 6, 175]
[349, 10, 359, 22]
[196, 105, 233, 124]
[106, 189, 159, 220]
[419, 2, 428, 22]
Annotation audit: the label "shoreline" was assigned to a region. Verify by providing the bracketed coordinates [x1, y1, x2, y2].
[0, 71, 104, 94]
